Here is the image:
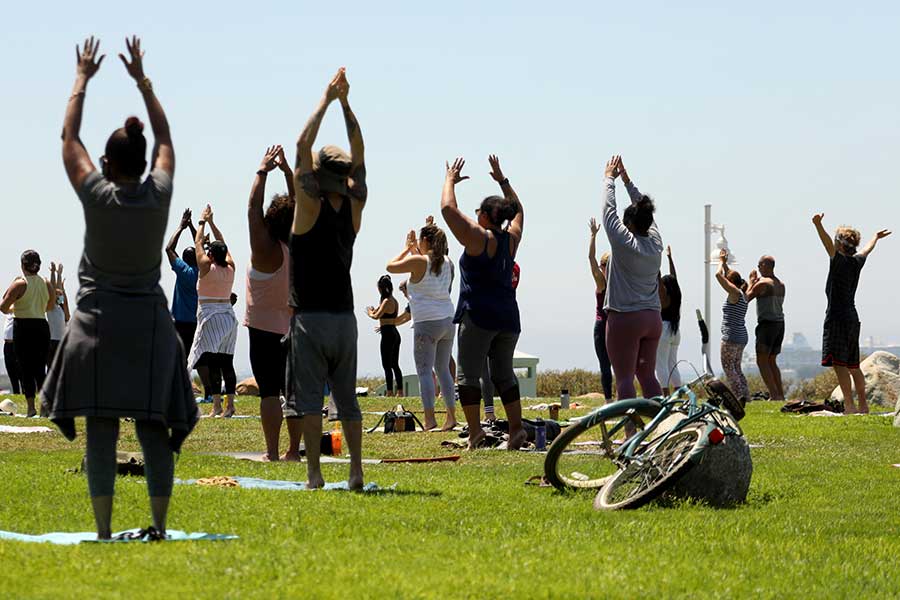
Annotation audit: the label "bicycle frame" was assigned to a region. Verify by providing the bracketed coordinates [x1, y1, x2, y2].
[575, 309, 742, 466]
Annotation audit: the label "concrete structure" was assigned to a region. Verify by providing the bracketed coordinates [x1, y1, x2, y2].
[374, 350, 541, 398]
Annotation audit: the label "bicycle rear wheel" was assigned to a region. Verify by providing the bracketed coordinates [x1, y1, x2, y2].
[543, 399, 662, 491]
[593, 421, 707, 510]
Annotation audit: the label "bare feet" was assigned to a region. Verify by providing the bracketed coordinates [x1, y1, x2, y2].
[348, 465, 364, 491]
[222, 406, 235, 418]
[423, 419, 438, 431]
[507, 428, 527, 451]
[208, 406, 223, 418]
[857, 402, 869, 414]
[261, 453, 279, 462]
[467, 429, 486, 450]
[280, 450, 302, 462]
[307, 472, 325, 489]
[26, 410, 37, 418]
[440, 420, 458, 432]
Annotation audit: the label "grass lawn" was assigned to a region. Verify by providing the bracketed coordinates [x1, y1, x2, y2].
[1, 396, 899, 599]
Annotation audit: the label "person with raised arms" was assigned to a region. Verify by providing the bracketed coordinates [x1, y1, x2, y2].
[386, 223, 458, 431]
[42, 36, 197, 540]
[46, 262, 71, 369]
[245, 144, 301, 460]
[715, 249, 750, 406]
[746, 255, 786, 401]
[812, 214, 891, 413]
[441, 155, 525, 450]
[601, 155, 664, 402]
[287, 68, 367, 490]
[188, 204, 239, 418]
[164, 208, 199, 357]
[588, 218, 614, 401]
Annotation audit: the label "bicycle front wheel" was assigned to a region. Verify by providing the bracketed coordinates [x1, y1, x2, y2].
[593, 421, 707, 510]
[543, 398, 662, 491]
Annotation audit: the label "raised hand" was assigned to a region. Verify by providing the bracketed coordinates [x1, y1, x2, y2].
[488, 155, 505, 183]
[589, 217, 599, 236]
[336, 69, 350, 101]
[180, 208, 192, 228]
[76, 36, 104, 80]
[604, 155, 621, 179]
[50, 262, 57, 273]
[812, 213, 824, 225]
[118, 35, 145, 82]
[446, 158, 470, 185]
[200, 204, 213, 224]
[719, 248, 728, 263]
[666, 245, 672, 258]
[748, 269, 759, 283]
[274, 145, 290, 172]
[406, 230, 417, 250]
[58, 264, 64, 278]
[425, 215, 435, 226]
[875, 229, 892, 240]
[260, 145, 281, 173]
[325, 68, 346, 102]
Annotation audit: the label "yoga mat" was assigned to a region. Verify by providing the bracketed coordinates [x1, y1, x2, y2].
[0, 529, 237, 545]
[0, 425, 53, 434]
[178, 477, 383, 492]
[381, 455, 461, 464]
[200, 451, 382, 464]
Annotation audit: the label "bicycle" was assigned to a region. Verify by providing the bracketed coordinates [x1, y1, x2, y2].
[543, 310, 746, 510]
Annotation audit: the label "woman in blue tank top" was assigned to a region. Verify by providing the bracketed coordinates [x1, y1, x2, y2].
[440, 155, 525, 450]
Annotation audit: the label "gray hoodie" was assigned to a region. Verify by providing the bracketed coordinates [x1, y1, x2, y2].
[602, 176, 663, 313]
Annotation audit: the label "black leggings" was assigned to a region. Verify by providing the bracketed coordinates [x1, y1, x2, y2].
[174, 321, 197, 356]
[197, 352, 236, 397]
[248, 327, 286, 398]
[593, 320, 614, 400]
[86, 417, 174, 498]
[380, 326, 402, 392]
[4, 341, 22, 395]
[13, 318, 50, 399]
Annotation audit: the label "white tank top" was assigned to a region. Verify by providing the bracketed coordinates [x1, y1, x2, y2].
[408, 256, 455, 323]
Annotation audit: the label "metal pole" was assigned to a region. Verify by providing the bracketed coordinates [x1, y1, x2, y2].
[704, 204, 711, 334]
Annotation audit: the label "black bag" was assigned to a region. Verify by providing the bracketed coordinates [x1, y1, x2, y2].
[483, 419, 562, 443]
[367, 404, 424, 433]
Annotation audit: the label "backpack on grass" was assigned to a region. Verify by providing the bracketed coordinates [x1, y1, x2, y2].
[367, 404, 424, 433]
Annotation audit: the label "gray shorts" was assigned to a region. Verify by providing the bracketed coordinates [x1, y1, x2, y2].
[284, 311, 361, 421]
[456, 312, 519, 394]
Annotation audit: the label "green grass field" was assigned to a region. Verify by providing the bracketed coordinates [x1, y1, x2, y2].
[1, 397, 898, 599]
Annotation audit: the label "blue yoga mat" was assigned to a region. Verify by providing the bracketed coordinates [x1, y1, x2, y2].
[0, 529, 237, 545]
[178, 477, 382, 492]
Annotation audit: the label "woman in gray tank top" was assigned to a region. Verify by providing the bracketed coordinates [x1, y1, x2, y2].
[44, 37, 197, 540]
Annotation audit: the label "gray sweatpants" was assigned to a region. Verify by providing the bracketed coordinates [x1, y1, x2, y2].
[456, 312, 519, 393]
[286, 311, 361, 421]
[85, 417, 174, 498]
[413, 318, 456, 411]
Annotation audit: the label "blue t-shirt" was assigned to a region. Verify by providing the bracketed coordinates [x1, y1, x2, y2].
[171, 258, 198, 323]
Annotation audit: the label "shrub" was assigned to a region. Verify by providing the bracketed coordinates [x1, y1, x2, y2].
[793, 369, 839, 401]
[537, 369, 604, 398]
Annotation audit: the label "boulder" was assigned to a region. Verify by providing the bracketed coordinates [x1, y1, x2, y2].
[829, 351, 900, 408]
[236, 377, 259, 397]
[665, 434, 753, 507]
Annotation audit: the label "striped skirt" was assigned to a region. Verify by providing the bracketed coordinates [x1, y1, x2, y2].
[187, 302, 238, 369]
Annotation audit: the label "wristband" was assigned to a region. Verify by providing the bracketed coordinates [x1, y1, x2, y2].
[256, 169, 268, 177]
[137, 77, 153, 93]
[500, 177, 509, 186]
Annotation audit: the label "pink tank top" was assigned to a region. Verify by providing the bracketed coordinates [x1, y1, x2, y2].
[244, 243, 291, 335]
[197, 262, 235, 299]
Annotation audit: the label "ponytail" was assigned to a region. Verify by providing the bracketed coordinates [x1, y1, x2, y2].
[478, 195, 520, 229]
[420, 224, 448, 275]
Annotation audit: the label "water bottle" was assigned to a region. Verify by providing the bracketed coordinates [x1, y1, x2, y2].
[560, 388, 570, 410]
[535, 418, 547, 450]
[331, 422, 343, 455]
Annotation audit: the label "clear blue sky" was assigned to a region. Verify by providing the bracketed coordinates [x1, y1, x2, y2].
[1, 1, 898, 380]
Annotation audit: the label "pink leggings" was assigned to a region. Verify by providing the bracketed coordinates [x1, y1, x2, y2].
[606, 310, 663, 400]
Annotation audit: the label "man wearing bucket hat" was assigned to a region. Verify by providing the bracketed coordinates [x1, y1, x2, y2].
[287, 68, 368, 490]
[1, 250, 55, 417]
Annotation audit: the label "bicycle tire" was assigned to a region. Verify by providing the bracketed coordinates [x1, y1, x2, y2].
[593, 421, 707, 510]
[705, 378, 745, 421]
[543, 398, 662, 491]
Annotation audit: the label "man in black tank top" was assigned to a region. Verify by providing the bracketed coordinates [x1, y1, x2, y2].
[286, 68, 368, 491]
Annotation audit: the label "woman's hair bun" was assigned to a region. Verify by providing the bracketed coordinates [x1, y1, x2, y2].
[124, 116, 145, 137]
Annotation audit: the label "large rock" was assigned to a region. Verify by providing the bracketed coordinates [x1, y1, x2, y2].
[829, 351, 900, 409]
[236, 377, 259, 397]
[665, 434, 753, 507]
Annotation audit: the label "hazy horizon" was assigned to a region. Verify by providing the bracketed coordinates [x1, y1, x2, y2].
[1, 1, 898, 383]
